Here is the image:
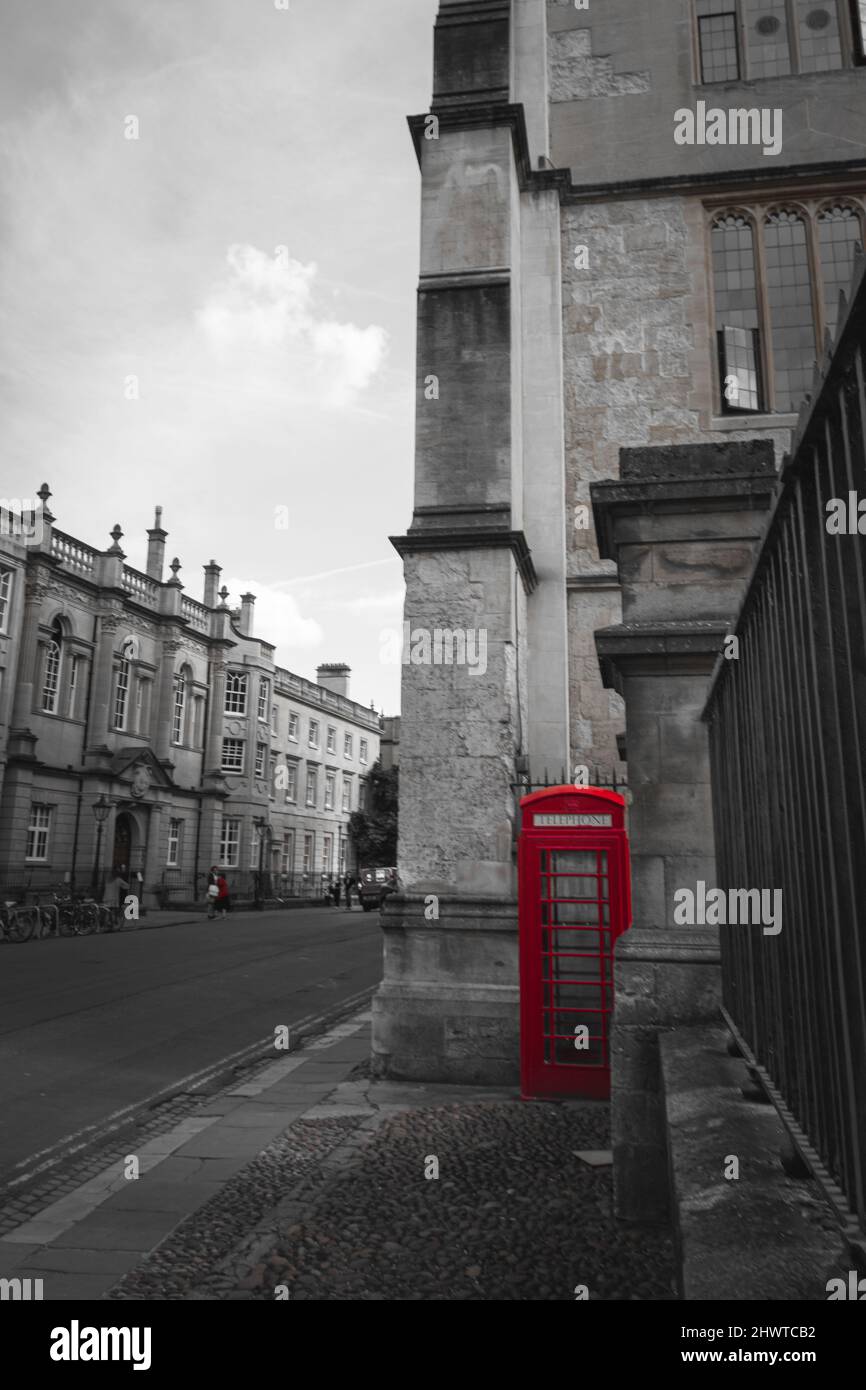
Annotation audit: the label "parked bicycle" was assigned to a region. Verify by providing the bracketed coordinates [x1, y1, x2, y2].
[32, 891, 99, 938]
[0, 899, 38, 944]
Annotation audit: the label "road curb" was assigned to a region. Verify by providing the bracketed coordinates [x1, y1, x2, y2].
[285, 985, 376, 1054]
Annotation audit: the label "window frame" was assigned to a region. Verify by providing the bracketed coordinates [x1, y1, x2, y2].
[258, 676, 270, 722]
[167, 818, 183, 867]
[219, 817, 241, 867]
[172, 671, 186, 746]
[284, 761, 298, 804]
[224, 671, 249, 716]
[42, 634, 62, 714]
[113, 650, 132, 731]
[26, 804, 52, 862]
[288, 711, 299, 742]
[707, 195, 866, 415]
[221, 737, 245, 773]
[0, 567, 12, 634]
[306, 767, 317, 807]
[694, 0, 857, 81]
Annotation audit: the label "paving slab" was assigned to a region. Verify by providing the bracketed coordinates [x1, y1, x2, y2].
[0, 1240, 39, 1275]
[173, 1127, 283, 1160]
[99, 1180, 223, 1214]
[51, 1210, 183, 1251]
[24, 1247, 143, 1276]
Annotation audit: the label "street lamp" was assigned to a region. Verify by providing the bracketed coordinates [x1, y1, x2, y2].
[253, 816, 266, 911]
[91, 794, 111, 898]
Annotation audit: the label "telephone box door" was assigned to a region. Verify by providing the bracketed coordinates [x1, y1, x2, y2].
[519, 787, 631, 1101]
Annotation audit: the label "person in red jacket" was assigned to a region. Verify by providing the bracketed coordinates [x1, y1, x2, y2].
[216, 873, 231, 918]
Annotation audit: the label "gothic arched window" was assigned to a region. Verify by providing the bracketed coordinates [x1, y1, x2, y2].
[818, 204, 864, 336]
[763, 209, 815, 414]
[711, 212, 763, 413]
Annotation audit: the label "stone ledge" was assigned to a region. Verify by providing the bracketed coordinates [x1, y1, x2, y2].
[660, 1025, 844, 1301]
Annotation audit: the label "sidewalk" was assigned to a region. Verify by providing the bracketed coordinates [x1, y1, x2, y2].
[0, 1013, 676, 1301]
[137, 901, 340, 930]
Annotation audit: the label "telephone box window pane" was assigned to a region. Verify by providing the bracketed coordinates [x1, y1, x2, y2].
[857, 1, 866, 58]
[696, 5, 740, 82]
[795, 2, 843, 71]
[542, 849, 598, 875]
[764, 210, 815, 413]
[743, 1, 792, 76]
[818, 205, 862, 336]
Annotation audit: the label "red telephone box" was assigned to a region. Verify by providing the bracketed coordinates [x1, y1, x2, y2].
[519, 786, 631, 1101]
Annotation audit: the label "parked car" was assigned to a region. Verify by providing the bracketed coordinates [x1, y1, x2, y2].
[357, 866, 398, 912]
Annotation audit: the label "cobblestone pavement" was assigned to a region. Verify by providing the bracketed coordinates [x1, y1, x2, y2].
[109, 1069, 677, 1302]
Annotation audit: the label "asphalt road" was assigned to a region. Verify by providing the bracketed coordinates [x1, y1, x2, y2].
[0, 906, 382, 1189]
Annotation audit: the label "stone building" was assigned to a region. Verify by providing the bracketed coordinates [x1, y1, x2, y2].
[0, 491, 380, 905]
[372, 0, 866, 1080]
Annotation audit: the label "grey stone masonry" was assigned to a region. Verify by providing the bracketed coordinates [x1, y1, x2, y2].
[591, 440, 775, 1222]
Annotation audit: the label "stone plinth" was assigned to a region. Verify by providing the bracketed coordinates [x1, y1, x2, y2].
[592, 441, 775, 1222]
[371, 893, 519, 1084]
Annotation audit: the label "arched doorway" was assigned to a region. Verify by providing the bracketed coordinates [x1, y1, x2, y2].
[112, 813, 135, 875]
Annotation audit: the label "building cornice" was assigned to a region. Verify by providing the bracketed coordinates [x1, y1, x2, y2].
[409, 101, 866, 205]
[390, 525, 538, 594]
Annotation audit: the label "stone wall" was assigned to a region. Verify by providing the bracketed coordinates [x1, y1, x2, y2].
[547, 0, 866, 183]
[560, 193, 793, 778]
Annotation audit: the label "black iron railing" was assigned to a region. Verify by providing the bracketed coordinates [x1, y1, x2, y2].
[703, 247, 866, 1243]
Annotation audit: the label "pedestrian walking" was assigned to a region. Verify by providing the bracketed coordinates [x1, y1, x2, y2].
[343, 872, 353, 910]
[332, 877, 341, 907]
[216, 872, 231, 918]
[114, 864, 130, 911]
[206, 864, 220, 919]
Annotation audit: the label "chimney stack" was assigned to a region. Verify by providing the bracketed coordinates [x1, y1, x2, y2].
[317, 663, 351, 698]
[203, 560, 221, 607]
[146, 506, 167, 582]
[239, 592, 256, 637]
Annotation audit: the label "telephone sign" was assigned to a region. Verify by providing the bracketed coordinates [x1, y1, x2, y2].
[518, 785, 632, 1100]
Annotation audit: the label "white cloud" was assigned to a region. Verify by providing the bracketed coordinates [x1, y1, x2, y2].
[197, 244, 388, 408]
[224, 576, 323, 656]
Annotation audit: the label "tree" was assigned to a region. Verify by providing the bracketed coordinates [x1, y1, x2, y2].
[349, 761, 398, 866]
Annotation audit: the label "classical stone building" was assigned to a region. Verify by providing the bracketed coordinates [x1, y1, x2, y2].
[372, 0, 866, 1080]
[0, 492, 380, 905]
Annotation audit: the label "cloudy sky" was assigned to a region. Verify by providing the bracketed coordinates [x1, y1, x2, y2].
[0, 0, 438, 713]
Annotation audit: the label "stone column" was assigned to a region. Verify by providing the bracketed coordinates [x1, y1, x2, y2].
[204, 656, 227, 779]
[591, 440, 776, 1221]
[85, 611, 122, 755]
[10, 577, 49, 736]
[142, 803, 164, 909]
[372, 0, 540, 1082]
